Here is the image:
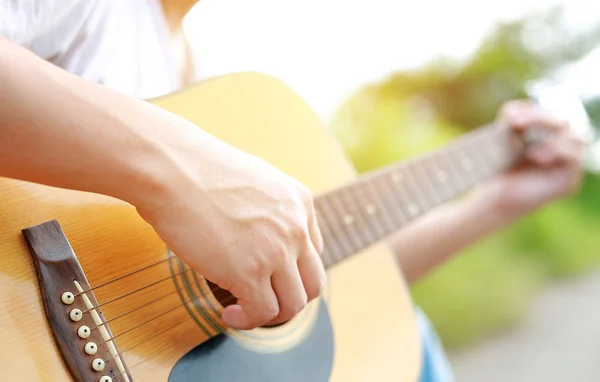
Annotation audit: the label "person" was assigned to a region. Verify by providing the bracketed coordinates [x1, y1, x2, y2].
[0, 0, 327, 331]
[0, 1, 585, 381]
[390, 100, 584, 381]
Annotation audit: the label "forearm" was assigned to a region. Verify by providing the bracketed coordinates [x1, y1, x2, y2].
[389, 188, 515, 284]
[0, 37, 199, 207]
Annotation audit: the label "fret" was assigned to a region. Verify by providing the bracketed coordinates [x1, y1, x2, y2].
[315, 197, 355, 260]
[316, 207, 346, 267]
[428, 152, 455, 200]
[402, 163, 432, 216]
[415, 156, 444, 206]
[477, 130, 499, 179]
[341, 185, 377, 245]
[321, 248, 335, 269]
[464, 137, 489, 183]
[314, 124, 532, 269]
[386, 167, 421, 219]
[425, 154, 450, 201]
[457, 144, 478, 187]
[366, 177, 403, 231]
[352, 181, 388, 238]
[487, 130, 508, 171]
[326, 191, 365, 252]
[314, 207, 343, 266]
[490, 131, 511, 171]
[444, 145, 470, 193]
[379, 172, 409, 225]
[475, 134, 496, 178]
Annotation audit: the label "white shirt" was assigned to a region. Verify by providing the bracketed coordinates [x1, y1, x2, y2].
[0, 0, 180, 99]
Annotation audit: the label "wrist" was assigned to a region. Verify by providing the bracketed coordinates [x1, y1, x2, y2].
[471, 184, 525, 228]
[459, 186, 520, 232]
[99, 109, 201, 211]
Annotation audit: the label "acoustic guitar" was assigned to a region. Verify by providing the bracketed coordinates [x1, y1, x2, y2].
[0, 71, 538, 382]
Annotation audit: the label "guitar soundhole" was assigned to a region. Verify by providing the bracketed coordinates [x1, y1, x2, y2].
[206, 280, 286, 328]
[206, 280, 236, 308]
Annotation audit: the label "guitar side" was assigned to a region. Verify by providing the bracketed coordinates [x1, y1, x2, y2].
[0, 72, 421, 381]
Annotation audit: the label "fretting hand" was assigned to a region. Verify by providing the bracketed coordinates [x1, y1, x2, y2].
[478, 100, 585, 219]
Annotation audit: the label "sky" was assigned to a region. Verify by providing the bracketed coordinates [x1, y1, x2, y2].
[183, 0, 598, 123]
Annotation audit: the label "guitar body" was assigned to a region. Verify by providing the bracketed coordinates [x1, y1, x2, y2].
[0, 73, 421, 381]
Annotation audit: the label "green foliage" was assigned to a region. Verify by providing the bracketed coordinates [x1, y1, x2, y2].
[330, 5, 600, 348]
[514, 174, 600, 277]
[411, 235, 545, 347]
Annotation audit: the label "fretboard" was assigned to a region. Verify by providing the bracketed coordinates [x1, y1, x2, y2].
[315, 124, 527, 269]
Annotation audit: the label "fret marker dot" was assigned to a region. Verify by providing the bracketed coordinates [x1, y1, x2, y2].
[343, 215, 354, 225]
[366, 205, 376, 215]
[61, 292, 75, 305]
[408, 204, 419, 216]
[392, 173, 402, 183]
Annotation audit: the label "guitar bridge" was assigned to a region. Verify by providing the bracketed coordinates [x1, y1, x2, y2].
[23, 220, 132, 382]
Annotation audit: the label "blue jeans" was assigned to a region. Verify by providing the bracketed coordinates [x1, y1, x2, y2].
[416, 307, 455, 382]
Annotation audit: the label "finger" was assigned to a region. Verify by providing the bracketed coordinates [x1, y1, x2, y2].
[509, 108, 570, 134]
[499, 99, 532, 121]
[307, 202, 324, 255]
[268, 261, 307, 325]
[297, 243, 327, 301]
[526, 133, 582, 166]
[303, 203, 327, 299]
[221, 279, 279, 330]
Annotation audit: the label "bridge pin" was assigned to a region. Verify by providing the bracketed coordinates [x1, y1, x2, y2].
[78, 325, 91, 339]
[85, 342, 98, 355]
[92, 358, 105, 372]
[99, 376, 112, 382]
[61, 292, 75, 305]
[70, 308, 83, 322]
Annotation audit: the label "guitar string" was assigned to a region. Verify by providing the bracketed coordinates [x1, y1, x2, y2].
[82, 126, 521, 378]
[77, 257, 175, 295]
[95, 291, 236, 348]
[104, 317, 190, 362]
[73, 125, 509, 294]
[100, 294, 237, 364]
[96, 129, 514, 369]
[75, 126, 514, 308]
[115, 341, 179, 379]
[106, 127, 530, 381]
[96, 297, 192, 345]
[74, 126, 519, 337]
[88, 289, 181, 331]
[82, 127, 520, 339]
[80, 268, 193, 314]
[110, 341, 180, 380]
[102, 294, 241, 382]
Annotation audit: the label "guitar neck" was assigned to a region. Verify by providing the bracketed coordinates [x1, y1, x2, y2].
[315, 123, 527, 268]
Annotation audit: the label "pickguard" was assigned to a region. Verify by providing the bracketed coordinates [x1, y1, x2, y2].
[169, 299, 334, 382]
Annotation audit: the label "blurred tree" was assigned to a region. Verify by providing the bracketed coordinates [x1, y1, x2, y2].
[330, 5, 600, 348]
[332, 5, 600, 172]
